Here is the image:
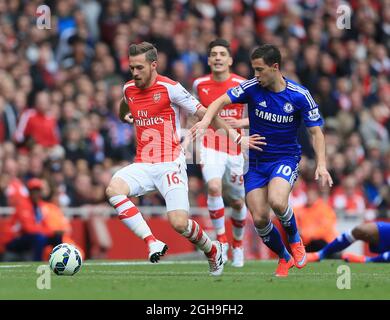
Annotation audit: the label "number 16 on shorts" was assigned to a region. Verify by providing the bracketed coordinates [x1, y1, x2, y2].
[166, 172, 181, 187]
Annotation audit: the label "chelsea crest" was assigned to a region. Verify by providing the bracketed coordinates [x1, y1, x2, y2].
[283, 103, 294, 113]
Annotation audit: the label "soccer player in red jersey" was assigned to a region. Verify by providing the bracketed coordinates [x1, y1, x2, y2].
[192, 39, 249, 267]
[105, 42, 265, 276]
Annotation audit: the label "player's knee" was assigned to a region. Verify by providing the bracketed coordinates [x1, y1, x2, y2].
[230, 199, 244, 210]
[252, 215, 270, 229]
[171, 221, 188, 233]
[168, 211, 188, 233]
[352, 224, 371, 241]
[268, 197, 288, 215]
[105, 185, 117, 199]
[105, 179, 129, 198]
[207, 181, 222, 197]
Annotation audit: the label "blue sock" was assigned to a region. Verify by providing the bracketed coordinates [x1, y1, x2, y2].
[256, 222, 291, 261]
[279, 206, 300, 243]
[319, 232, 355, 260]
[367, 252, 390, 263]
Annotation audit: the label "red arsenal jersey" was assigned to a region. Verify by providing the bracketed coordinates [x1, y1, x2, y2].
[193, 73, 245, 155]
[123, 75, 202, 163]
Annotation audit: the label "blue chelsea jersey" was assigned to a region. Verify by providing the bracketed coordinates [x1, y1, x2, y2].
[227, 77, 324, 162]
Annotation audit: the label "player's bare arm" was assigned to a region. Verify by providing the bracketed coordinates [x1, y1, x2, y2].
[223, 117, 249, 129]
[308, 125, 333, 187]
[190, 93, 231, 138]
[119, 98, 133, 124]
[194, 106, 266, 151]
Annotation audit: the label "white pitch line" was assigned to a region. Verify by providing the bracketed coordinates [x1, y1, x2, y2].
[0, 265, 32, 268]
[0, 260, 275, 269]
[83, 260, 280, 266]
[83, 261, 208, 266]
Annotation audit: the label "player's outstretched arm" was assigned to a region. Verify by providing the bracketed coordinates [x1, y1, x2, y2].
[212, 114, 265, 151]
[308, 126, 333, 187]
[119, 98, 133, 124]
[193, 106, 265, 151]
[223, 117, 249, 129]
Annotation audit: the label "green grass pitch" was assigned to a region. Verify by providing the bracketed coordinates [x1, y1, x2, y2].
[0, 260, 389, 299]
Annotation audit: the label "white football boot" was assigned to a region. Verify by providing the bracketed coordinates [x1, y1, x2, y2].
[222, 242, 229, 264]
[207, 241, 225, 276]
[231, 246, 244, 268]
[148, 240, 168, 263]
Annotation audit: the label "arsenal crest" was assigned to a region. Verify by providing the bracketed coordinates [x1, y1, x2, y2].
[153, 92, 161, 103]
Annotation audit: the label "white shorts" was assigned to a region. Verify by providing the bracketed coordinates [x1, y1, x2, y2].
[113, 154, 189, 212]
[200, 146, 245, 200]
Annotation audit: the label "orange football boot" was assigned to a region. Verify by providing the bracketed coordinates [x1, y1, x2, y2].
[307, 252, 321, 262]
[342, 252, 367, 263]
[275, 257, 295, 277]
[290, 238, 307, 268]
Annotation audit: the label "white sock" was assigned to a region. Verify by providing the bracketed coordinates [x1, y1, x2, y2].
[231, 204, 247, 243]
[207, 195, 225, 235]
[109, 195, 153, 240]
[181, 219, 212, 253]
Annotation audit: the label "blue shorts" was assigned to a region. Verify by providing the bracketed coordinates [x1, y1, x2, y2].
[244, 157, 299, 194]
[369, 222, 390, 254]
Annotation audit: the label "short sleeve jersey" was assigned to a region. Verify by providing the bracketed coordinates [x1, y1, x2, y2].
[193, 73, 246, 155]
[123, 75, 202, 163]
[227, 77, 324, 162]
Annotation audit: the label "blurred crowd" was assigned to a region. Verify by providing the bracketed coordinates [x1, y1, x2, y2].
[0, 0, 389, 219]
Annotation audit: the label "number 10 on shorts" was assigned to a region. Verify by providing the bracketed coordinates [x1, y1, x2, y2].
[276, 164, 292, 176]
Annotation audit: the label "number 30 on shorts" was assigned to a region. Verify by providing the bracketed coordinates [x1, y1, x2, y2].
[276, 164, 292, 176]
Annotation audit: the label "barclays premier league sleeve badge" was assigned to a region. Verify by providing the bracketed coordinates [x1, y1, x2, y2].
[231, 85, 244, 98]
[308, 108, 321, 121]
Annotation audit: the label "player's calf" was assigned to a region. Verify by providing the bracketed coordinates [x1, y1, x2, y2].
[207, 194, 228, 244]
[255, 220, 292, 266]
[167, 210, 189, 234]
[181, 219, 224, 275]
[274, 206, 307, 268]
[107, 182, 164, 262]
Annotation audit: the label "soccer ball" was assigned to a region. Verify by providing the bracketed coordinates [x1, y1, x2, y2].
[49, 243, 82, 276]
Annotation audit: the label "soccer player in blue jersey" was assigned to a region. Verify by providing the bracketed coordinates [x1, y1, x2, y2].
[307, 221, 390, 263]
[191, 44, 333, 277]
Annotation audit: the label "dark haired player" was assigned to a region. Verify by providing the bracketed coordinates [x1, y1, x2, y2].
[191, 44, 333, 277]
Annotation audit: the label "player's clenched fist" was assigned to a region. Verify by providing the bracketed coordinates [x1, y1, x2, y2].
[119, 98, 134, 124]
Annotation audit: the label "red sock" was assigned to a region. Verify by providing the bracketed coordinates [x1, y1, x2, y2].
[205, 242, 217, 258]
[233, 239, 242, 248]
[144, 235, 157, 246]
[217, 234, 228, 243]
